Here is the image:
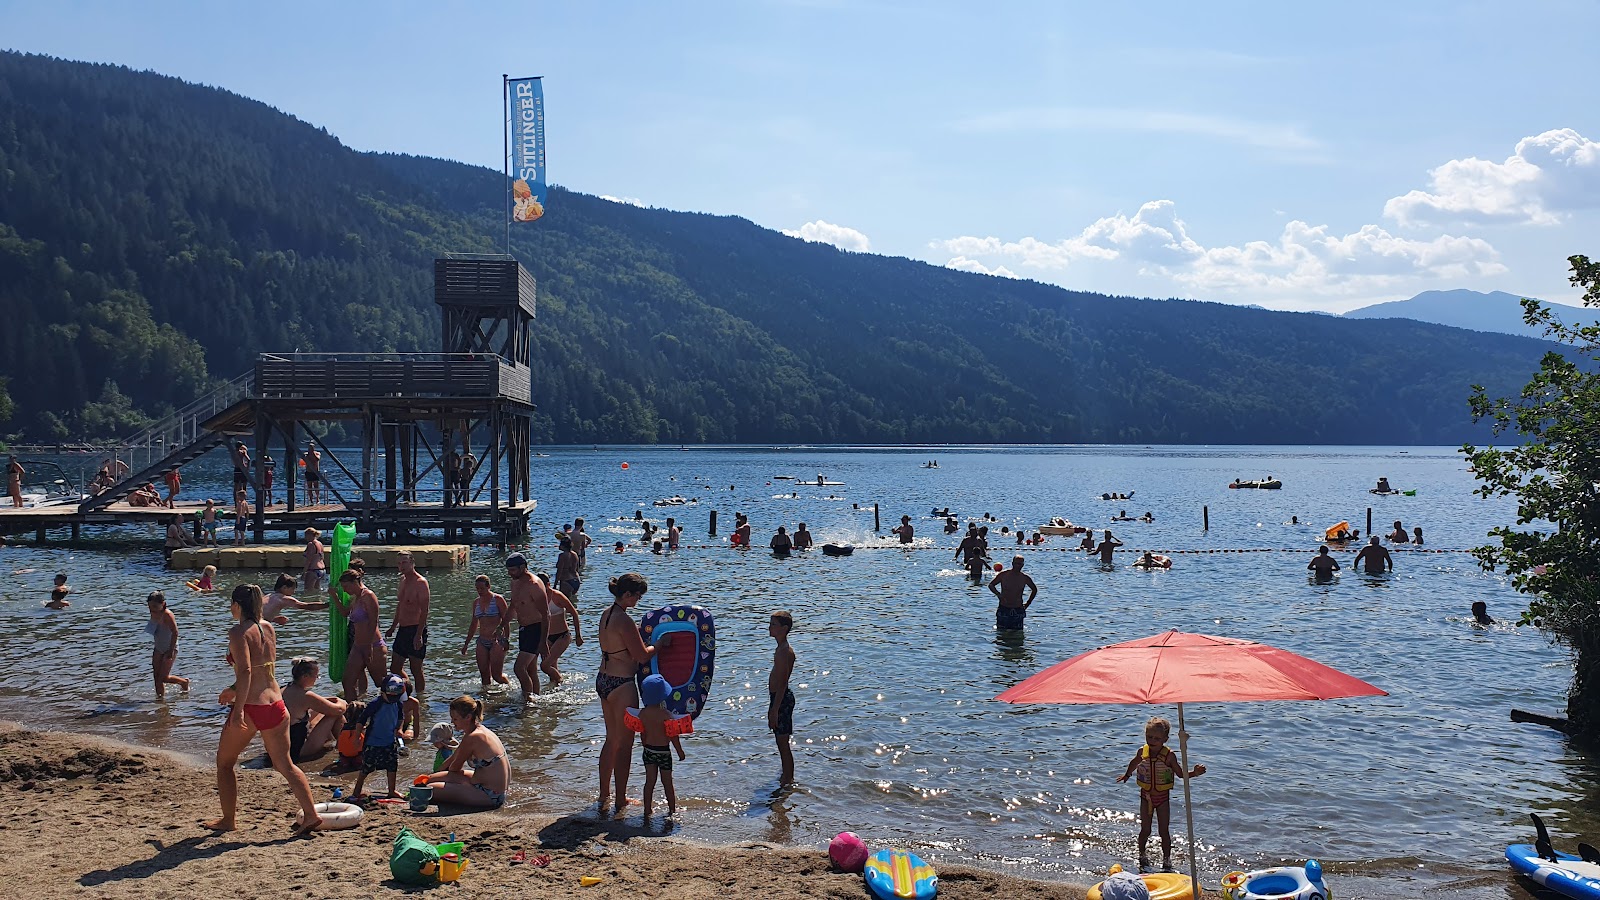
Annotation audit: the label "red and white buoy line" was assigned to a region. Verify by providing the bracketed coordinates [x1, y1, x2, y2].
[511, 543, 1474, 554]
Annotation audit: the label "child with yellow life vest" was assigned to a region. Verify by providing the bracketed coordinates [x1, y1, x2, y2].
[1116, 716, 1206, 873]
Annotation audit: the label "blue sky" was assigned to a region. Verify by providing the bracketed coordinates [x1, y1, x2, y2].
[4, 0, 1598, 311]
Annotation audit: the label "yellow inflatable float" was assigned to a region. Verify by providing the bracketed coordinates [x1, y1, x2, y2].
[1088, 864, 1200, 900]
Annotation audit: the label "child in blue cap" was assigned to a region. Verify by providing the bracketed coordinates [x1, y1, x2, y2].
[639, 673, 686, 819]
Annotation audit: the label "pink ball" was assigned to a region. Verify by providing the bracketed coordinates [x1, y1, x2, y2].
[829, 831, 868, 872]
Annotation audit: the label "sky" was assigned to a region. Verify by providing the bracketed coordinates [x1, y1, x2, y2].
[3, 0, 1598, 312]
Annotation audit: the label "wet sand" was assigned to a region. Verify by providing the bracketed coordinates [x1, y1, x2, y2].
[0, 723, 1090, 899]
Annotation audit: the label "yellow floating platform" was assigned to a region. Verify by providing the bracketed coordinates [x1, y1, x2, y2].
[169, 544, 470, 570]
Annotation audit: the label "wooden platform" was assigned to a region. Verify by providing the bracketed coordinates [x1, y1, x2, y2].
[170, 544, 469, 570]
[0, 498, 535, 544]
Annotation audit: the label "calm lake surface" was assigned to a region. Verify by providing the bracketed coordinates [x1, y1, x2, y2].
[1, 445, 1592, 891]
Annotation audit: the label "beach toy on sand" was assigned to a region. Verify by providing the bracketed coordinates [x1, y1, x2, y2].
[830, 831, 869, 872]
[299, 800, 363, 830]
[581, 875, 605, 886]
[1221, 859, 1326, 900]
[1089, 865, 1197, 900]
[439, 852, 466, 883]
[864, 848, 938, 899]
[407, 784, 433, 811]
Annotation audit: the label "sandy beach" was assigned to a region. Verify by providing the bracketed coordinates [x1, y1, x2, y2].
[0, 723, 1090, 899]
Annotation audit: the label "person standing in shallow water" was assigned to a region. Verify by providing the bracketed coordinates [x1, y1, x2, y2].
[1095, 530, 1123, 565]
[768, 610, 797, 786]
[596, 573, 657, 816]
[1353, 537, 1393, 575]
[207, 584, 321, 834]
[990, 555, 1038, 631]
[1308, 545, 1341, 582]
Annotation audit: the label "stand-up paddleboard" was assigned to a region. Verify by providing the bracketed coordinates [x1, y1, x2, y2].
[1508, 845, 1600, 900]
[864, 848, 938, 900]
[637, 604, 715, 719]
[327, 522, 355, 682]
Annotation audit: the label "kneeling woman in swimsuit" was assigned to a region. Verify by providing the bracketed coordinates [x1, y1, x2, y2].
[596, 572, 658, 815]
[208, 584, 321, 834]
[281, 656, 346, 763]
[425, 695, 510, 808]
[462, 575, 512, 690]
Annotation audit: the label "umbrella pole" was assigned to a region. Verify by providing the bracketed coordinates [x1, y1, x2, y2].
[1177, 702, 1200, 900]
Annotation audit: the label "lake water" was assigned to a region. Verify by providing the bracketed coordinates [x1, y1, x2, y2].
[0, 445, 1592, 892]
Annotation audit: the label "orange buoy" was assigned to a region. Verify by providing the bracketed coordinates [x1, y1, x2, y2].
[620, 462, 630, 470]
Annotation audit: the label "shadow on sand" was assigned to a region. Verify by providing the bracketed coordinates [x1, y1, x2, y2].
[79, 833, 301, 887]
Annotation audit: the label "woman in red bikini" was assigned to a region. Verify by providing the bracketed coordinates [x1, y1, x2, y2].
[207, 583, 321, 834]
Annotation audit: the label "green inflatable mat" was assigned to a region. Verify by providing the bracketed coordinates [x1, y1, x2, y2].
[327, 522, 356, 682]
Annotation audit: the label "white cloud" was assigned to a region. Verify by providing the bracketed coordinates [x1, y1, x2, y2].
[932, 200, 1505, 303]
[1383, 128, 1600, 227]
[955, 107, 1320, 153]
[600, 194, 646, 207]
[782, 220, 872, 252]
[944, 256, 1017, 278]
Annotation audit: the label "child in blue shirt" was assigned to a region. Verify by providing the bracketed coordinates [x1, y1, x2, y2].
[352, 675, 407, 799]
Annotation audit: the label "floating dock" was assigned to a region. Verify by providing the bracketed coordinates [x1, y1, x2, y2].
[169, 543, 470, 570]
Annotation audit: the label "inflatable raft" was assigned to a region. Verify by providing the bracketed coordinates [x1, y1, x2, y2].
[1088, 865, 1197, 900]
[637, 604, 716, 719]
[326, 522, 356, 682]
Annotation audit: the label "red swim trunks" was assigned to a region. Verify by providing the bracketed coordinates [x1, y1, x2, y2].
[243, 700, 288, 731]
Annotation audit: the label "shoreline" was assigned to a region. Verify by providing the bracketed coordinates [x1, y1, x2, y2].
[0, 721, 1542, 900]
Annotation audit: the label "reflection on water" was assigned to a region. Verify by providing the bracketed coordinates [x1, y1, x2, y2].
[0, 444, 1595, 887]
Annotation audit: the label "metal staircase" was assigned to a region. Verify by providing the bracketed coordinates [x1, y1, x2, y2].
[78, 371, 256, 514]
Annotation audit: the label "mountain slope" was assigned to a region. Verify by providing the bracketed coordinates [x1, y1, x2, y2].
[0, 50, 1568, 444]
[1343, 289, 1587, 338]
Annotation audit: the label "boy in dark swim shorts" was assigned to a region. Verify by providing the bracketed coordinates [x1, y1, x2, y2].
[767, 610, 797, 785]
[352, 676, 407, 799]
[638, 674, 686, 818]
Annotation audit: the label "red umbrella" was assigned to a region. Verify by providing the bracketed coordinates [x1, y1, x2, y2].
[995, 630, 1386, 897]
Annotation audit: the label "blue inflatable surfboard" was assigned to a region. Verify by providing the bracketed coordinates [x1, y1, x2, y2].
[864, 848, 938, 900]
[637, 604, 716, 719]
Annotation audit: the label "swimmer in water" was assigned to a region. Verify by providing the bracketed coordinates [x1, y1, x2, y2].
[989, 555, 1038, 631]
[1471, 601, 1495, 626]
[47, 573, 71, 609]
[1307, 546, 1340, 581]
[1095, 530, 1123, 565]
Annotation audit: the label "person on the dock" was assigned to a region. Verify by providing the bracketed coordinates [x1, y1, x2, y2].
[1116, 716, 1205, 874]
[792, 522, 812, 550]
[302, 528, 325, 594]
[47, 573, 70, 609]
[771, 525, 793, 556]
[463, 574, 511, 692]
[301, 442, 321, 505]
[128, 482, 162, 507]
[281, 656, 345, 763]
[460, 448, 478, 504]
[1308, 545, 1341, 582]
[891, 514, 915, 544]
[769, 609, 797, 786]
[596, 573, 658, 816]
[230, 441, 251, 499]
[334, 568, 387, 701]
[145, 591, 189, 699]
[232, 488, 249, 546]
[386, 550, 431, 698]
[164, 514, 194, 563]
[1353, 537, 1394, 575]
[264, 573, 329, 625]
[262, 455, 276, 506]
[639, 673, 686, 820]
[1388, 520, 1409, 543]
[989, 555, 1038, 631]
[201, 500, 219, 547]
[162, 467, 181, 507]
[1095, 530, 1123, 566]
[505, 552, 549, 701]
[350, 674, 407, 801]
[423, 695, 510, 809]
[536, 571, 583, 686]
[7, 455, 23, 508]
[208, 584, 321, 835]
[556, 536, 581, 600]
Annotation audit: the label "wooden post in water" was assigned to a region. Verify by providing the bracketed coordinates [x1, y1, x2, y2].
[709, 510, 718, 537]
[1203, 505, 1209, 531]
[1366, 507, 1373, 539]
[874, 503, 880, 532]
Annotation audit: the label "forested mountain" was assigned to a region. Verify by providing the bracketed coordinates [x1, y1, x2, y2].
[1342, 289, 1582, 339]
[0, 51, 1567, 444]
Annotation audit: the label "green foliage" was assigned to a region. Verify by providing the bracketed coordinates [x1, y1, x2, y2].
[1464, 254, 1600, 739]
[0, 376, 13, 425]
[0, 50, 1567, 445]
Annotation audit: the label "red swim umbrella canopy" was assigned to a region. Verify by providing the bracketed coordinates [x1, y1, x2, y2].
[994, 629, 1386, 705]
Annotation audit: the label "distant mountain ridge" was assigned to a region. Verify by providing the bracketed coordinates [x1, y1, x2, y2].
[0, 50, 1572, 444]
[1342, 289, 1588, 338]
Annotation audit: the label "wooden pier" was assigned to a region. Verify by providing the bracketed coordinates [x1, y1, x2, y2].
[169, 543, 471, 570]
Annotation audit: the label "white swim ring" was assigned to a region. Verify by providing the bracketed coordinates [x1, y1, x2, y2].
[299, 801, 364, 830]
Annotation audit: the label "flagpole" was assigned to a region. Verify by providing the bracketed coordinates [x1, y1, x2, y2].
[1177, 702, 1200, 900]
[502, 73, 510, 254]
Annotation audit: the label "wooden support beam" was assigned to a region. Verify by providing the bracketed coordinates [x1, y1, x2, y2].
[253, 410, 268, 544]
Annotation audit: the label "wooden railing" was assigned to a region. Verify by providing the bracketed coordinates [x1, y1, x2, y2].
[255, 353, 531, 405]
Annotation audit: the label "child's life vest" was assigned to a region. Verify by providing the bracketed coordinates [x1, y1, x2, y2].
[1136, 744, 1175, 794]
